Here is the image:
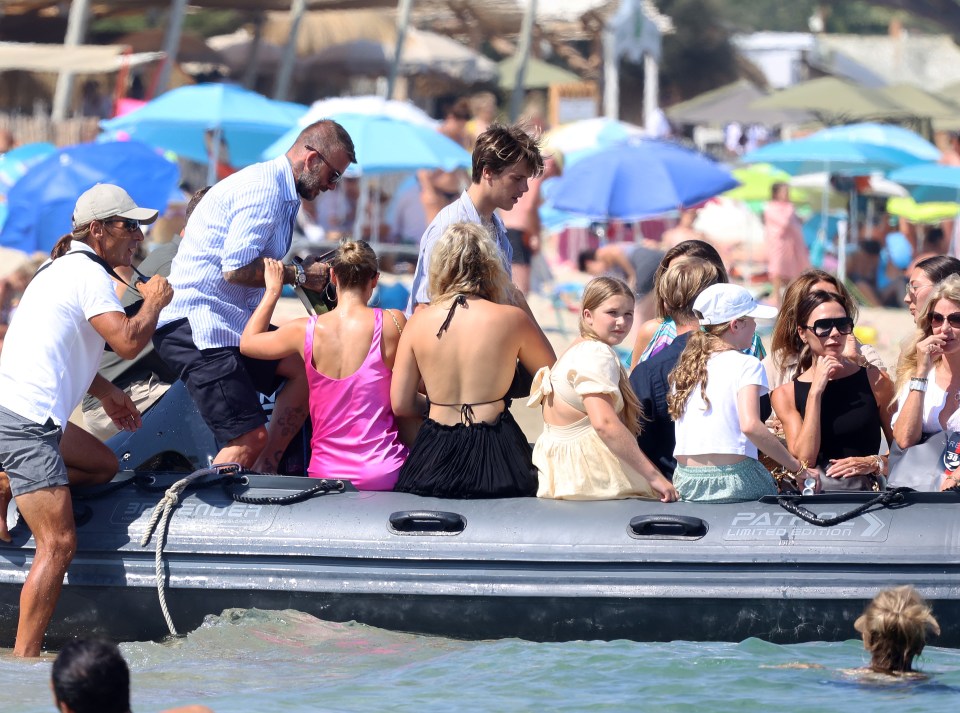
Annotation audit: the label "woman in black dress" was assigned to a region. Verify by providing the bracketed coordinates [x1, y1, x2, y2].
[770, 290, 895, 490]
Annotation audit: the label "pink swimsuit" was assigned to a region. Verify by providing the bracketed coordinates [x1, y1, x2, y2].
[305, 309, 407, 489]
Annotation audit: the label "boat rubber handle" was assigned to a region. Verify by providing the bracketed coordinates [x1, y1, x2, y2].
[629, 514, 707, 538]
[389, 510, 466, 534]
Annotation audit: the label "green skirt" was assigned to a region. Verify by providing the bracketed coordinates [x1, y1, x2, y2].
[674, 459, 777, 503]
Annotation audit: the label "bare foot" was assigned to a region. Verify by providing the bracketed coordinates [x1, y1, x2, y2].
[0, 472, 11, 542]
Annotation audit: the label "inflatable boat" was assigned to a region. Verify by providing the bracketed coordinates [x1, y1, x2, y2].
[1, 383, 959, 649]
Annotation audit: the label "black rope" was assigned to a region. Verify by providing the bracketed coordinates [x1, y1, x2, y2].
[223, 477, 345, 505]
[776, 487, 912, 526]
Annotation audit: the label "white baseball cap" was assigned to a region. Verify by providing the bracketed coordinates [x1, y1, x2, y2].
[694, 283, 778, 326]
[72, 183, 159, 228]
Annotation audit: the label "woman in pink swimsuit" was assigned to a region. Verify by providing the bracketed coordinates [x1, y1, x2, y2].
[240, 241, 408, 489]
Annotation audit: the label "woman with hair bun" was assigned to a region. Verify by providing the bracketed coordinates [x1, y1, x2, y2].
[391, 222, 555, 498]
[903, 254, 960, 323]
[529, 277, 677, 501]
[241, 240, 408, 490]
[854, 585, 940, 676]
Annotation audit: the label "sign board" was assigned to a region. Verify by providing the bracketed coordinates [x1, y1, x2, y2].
[549, 82, 599, 127]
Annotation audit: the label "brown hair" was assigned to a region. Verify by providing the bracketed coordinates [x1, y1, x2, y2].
[429, 222, 513, 306]
[854, 585, 939, 674]
[770, 269, 858, 375]
[50, 222, 94, 260]
[667, 324, 735, 420]
[785, 290, 848, 372]
[652, 240, 729, 319]
[295, 119, 357, 164]
[578, 277, 644, 436]
[471, 123, 543, 184]
[331, 240, 378, 289]
[657, 257, 724, 325]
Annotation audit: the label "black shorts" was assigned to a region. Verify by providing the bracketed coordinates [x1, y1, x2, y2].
[153, 318, 281, 444]
[506, 228, 533, 266]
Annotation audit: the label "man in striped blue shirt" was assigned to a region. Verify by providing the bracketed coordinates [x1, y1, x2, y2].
[154, 120, 355, 472]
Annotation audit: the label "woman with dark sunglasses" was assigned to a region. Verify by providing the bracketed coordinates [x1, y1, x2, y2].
[770, 290, 894, 491]
[893, 275, 960, 480]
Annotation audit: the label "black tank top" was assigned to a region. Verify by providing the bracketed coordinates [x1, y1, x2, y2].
[793, 367, 881, 468]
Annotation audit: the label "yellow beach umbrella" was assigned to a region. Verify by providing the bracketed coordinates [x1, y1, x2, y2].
[726, 163, 810, 207]
[886, 196, 960, 224]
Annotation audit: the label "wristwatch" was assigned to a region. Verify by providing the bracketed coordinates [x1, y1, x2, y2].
[292, 260, 307, 287]
[909, 377, 928, 393]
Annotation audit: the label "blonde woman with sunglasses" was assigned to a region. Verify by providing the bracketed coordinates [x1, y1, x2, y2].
[893, 276, 960, 478]
[771, 290, 894, 491]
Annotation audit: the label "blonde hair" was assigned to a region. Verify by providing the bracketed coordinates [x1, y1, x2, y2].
[657, 257, 724, 325]
[895, 274, 960, 396]
[854, 585, 940, 674]
[331, 240, 378, 289]
[428, 222, 513, 306]
[667, 324, 734, 420]
[579, 277, 644, 436]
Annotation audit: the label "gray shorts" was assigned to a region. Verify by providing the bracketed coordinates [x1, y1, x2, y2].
[0, 405, 68, 497]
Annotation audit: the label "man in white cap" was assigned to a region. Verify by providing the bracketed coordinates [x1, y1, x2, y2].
[0, 183, 172, 657]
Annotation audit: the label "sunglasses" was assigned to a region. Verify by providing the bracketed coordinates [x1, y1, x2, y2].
[105, 218, 141, 233]
[304, 144, 342, 185]
[907, 280, 933, 297]
[930, 311, 960, 329]
[802, 316, 854, 338]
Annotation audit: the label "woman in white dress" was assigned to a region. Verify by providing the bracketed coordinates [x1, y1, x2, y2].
[529, 277, 677, 501]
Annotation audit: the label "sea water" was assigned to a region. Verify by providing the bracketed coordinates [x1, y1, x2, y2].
[2, 609, 959, 712]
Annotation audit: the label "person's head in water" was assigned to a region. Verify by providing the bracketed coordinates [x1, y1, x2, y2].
[854, 585, 940, 674]
[52, 639, 130, 713]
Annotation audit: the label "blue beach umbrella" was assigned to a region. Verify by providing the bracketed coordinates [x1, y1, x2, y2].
[888, 164, 960, 203]
[0, 141, 179, 254]
[741, 138, 923, 176]
[810, 122, 941, 162]
[0, 142, 57, 230]
[549, 138, 739, 220]
[262, 113, 471, 175]
[100, 83, 307, 170]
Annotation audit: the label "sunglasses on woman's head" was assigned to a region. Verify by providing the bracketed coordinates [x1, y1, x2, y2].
[930, 311, 960, 329]
[802, 316, 854, 338]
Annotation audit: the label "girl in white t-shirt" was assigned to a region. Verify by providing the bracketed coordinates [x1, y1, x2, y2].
[668, 284, 818, 502]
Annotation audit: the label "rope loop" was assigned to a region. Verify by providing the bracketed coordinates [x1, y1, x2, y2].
[776, 487, 911, 526]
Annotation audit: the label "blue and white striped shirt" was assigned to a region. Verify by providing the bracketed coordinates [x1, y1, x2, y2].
[406, 190, 512, 314]
[158, 155, 300, 349]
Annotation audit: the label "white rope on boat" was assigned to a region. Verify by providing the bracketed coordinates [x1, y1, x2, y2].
[139, 466, 221, 637]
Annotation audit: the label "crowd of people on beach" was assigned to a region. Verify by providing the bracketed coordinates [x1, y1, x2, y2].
[1, 114, 958, 664]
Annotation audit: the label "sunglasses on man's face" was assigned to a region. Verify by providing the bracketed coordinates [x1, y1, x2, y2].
[105, 218, 141, 234]
[304, 144, 342, 185]
[802, 316, 854, 338]
[930, 311, 960, 329]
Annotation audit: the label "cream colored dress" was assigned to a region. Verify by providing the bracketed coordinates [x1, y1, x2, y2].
[528, 340, 657, 500]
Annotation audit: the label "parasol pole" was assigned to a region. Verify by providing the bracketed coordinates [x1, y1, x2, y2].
[51, 0, 92, 121]
[510, 0, 537, 122]
[206, 126, 221, 187]
[386, 0, 413, 100]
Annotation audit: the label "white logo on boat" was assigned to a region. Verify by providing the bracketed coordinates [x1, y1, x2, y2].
[724, 511, 886, 541]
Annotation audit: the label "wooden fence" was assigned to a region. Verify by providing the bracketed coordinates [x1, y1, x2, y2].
[0, 114, 101, 146]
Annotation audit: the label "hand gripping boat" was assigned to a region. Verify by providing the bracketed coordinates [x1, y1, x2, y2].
[1, 382, 959, 648]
